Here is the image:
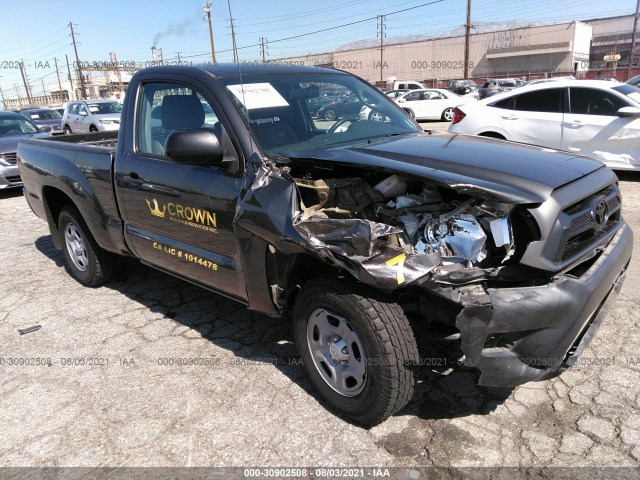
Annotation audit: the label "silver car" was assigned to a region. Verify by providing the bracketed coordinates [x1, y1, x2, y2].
[62, 99, 122, 134]
[0, 112, 49, 190]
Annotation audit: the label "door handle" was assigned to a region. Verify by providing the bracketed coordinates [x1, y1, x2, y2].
[123, 172, 143, 187]
[501, 114, 518, 120]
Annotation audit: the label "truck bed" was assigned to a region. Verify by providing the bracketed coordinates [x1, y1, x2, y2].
[18, 130, 127, 255]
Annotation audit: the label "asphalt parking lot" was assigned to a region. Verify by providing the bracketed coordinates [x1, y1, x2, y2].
[1, 123, 639, 472]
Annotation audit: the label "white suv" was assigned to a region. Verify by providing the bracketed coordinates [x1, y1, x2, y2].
[62, 99, 122, 134]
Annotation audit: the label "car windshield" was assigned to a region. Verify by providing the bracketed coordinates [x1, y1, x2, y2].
[0, 116, 39, 136]
[613, 84, 640, 104]
[27, 109, 62, 119]
[221, 72, 421, 158]
[86, 102, 122, 114]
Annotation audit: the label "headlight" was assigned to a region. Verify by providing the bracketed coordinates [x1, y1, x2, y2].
[99, 119, 120, 125]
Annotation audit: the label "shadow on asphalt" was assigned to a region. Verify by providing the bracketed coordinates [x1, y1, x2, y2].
[0, 188, 23, 200]
[34, 233, 511, 426]
[616, 171, 639, 182]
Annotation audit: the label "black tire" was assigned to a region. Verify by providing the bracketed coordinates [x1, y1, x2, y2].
[89, 125, 98, 132]
[441, 107, 455, 122]
[63, 125, 72, 135]
[293, 278, 418, 426]
[58, 205, 117, 287]
[323, 109, 337, 121]
[403, 108, 415, 119]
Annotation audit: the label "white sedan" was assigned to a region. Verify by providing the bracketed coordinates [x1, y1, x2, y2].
[394, 88, 475, 121]
[448, 80, 640, 171]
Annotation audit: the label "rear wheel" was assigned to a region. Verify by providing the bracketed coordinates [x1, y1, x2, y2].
[323, 109, 337, 121]
[368, 110, 384, 122]
[89, 125, 98, 132]
[63, 125, 72, 134]
[293, 278, 418, 426]
[441, 107, 455, 121]
[58, 206, 117, 287]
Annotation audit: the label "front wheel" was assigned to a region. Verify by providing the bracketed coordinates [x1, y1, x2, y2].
[63, 125, 72, 135]
[293, 278, 418, 426]
[441, 107, 455, 121]
[59, 206, 117, 287]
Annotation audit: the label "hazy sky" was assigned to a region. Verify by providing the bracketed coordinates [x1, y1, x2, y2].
[0, 0, 636, 96]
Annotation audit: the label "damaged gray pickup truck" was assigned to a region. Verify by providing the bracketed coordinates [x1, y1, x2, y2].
[18, 64, 633, 426]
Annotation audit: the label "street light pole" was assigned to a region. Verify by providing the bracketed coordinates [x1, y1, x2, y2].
[203, 1, 217, 64]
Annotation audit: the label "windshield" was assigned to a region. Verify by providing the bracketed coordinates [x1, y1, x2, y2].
[86, 102, 122, 114]
[26, 109, 62, 120]
[0, 116, 39, 137]
[221, 72, 421, 158]
[613, 84, 640, 104]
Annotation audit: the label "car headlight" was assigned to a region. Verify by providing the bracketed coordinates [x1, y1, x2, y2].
[99, 119, 120, 125]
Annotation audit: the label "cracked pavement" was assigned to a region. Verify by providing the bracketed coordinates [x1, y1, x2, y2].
[0, 163, 639, 469]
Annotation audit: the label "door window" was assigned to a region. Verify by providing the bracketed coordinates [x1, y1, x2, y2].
[404, 91, 423, 102]
[137, 82, 220, 157]
[513, 89, 563, 113]
[569, 88, 628, 116]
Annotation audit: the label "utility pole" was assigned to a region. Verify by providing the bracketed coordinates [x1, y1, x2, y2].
[227, 0, 238, 62]
[377, 15, 386, 82]
[0, 85, 5, 110]
[203, 1, 217, 64]
[176, 51, 182, 63]
[54, 57, 64, 101]
[69, 22, 87, 99]
[627, 0, 640, 80]
[65, 54, 75, 100]
[41, 78, 46, 97]
[260, 37, 268, 63]
[464, 0, 472, 79]
[19, 60, 33, 104]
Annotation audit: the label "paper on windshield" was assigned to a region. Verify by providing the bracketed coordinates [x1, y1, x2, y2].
[227, 83, 289, 109]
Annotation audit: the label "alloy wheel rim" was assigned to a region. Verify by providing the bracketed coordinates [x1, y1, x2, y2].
[64, 223, 88, 272]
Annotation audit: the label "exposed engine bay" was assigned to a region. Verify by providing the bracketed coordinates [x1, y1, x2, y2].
[293, 172, 516, 270]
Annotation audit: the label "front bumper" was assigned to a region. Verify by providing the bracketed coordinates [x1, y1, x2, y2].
[97, 123, 120, 132]
[0, 165, 22, 189]
[455, 223, 633, 387]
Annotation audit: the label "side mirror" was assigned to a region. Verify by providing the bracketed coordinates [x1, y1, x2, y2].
[79, 111, 88, 116]
[165, 129, 225, 167]
[397, 98, 406, 103]
[617, 106, 640, 118]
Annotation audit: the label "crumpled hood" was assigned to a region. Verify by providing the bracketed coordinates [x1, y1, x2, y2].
[285, 132, 605, 204]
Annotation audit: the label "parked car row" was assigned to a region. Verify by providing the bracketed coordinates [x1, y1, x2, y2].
[448, 80, 640, 171]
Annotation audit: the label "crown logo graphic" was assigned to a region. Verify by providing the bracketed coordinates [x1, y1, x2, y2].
[146, 198, 166, 218]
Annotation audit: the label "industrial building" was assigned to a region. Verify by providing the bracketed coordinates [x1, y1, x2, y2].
[274, 14, 638, 85]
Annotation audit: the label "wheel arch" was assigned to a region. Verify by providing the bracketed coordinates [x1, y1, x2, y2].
[41, 186, 77, 249]
[478, 131, 507, 140]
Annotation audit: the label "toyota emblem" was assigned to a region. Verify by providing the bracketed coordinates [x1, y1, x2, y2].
[592, 198, 609, 231]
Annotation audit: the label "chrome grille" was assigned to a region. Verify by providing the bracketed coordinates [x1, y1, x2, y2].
[0, 152, 18, 165]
